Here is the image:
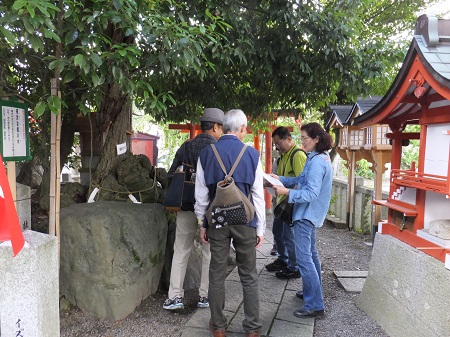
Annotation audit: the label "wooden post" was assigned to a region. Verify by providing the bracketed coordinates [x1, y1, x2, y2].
[6, 162, 16, 206]
[347, 150, 356, 229]
[49, 78, 61, 261]
[189, 123, 196, 139]
[254, 133, 260, 153]
[49, 79, 57, 236]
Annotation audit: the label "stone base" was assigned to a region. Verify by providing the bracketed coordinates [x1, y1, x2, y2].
[357, 233, 450, 337]
[429, 219, 450, 240]
[325, 215, 347, 229]
[417, 229, 450, 249]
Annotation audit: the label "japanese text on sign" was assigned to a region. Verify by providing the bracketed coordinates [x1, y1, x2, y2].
[2, 106, 27, 158]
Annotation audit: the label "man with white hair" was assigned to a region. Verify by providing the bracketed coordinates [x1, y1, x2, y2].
[195, 109, 266, 337]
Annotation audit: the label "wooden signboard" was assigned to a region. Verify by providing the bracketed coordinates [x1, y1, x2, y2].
[0, 99, 31, 161]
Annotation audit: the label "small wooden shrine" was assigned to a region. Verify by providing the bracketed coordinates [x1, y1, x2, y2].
[327, 98, 392, 231]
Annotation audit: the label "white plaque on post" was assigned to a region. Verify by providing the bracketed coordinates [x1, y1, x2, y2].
[0, 99, 31, 161]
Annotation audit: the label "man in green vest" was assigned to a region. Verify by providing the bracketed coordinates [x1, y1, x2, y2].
[266, 126, 307, 279]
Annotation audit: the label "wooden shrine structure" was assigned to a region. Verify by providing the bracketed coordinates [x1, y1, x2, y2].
[327, 99, 392, 232]
[355, 15, 450, 337]
[355, 14, 450, 264]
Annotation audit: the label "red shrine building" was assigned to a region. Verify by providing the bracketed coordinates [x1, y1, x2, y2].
[355, 15, 450, 267]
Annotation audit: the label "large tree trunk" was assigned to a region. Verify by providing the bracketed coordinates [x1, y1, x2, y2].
[92, 99, 132, 187]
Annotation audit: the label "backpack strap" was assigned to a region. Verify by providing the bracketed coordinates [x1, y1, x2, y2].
[284, 148, 307, 175]
[211, 144, 248, 179]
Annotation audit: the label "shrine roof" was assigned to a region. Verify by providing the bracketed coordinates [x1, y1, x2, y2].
[354, 15, 450, 127]
[325, 105, 353, 129]
[345, 96, 383, 125]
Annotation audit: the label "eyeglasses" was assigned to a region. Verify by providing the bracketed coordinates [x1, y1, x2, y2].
[301, 136, 311, 142]
[274, 138, 286, 148]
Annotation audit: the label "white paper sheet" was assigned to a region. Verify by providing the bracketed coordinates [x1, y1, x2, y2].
[262, 173, 283, 196]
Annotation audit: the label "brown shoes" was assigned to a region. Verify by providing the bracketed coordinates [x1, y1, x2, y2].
[209, 324, 226, 337]
[211, 330, 226, 337]
[209, 325, 260, 337]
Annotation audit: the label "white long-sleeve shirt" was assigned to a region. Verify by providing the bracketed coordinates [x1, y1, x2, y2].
[194, 157, 266, 236]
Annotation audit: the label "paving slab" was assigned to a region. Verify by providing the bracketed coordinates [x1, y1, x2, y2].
[258, 273, 287, 304]
[277, 290, 315, 326]
[334, 270, 368, 278]
[181, 326, 212, 337]
[270, 319, 314, 337]
[224, 280, 244, 312]
[184, 309, 235, 332]
[259, 241, 274, 255]
[257, 248, 270, 259]
[227, 301, 278, 335]
[337, 277, 366, 292]
[226, 267, 241, 282]
[286, 276, 302, 291]
[256, 256, 270, 274]
[184, 307, 215, 328]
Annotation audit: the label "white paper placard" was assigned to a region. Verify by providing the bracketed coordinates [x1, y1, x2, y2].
[2, 105, 27, 158]
[116, 142, 127, 155]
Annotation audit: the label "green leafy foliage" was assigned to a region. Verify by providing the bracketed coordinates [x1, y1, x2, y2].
[401, 124, 420, 169]
[356, 159, 374, 180]
[0, 0, 444, 181]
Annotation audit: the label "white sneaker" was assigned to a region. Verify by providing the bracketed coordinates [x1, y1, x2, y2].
[197, 296, 209, 308]
[163, 296, 184, 310]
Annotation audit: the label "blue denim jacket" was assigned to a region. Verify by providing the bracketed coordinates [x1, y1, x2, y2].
[279, 150, 332, 227]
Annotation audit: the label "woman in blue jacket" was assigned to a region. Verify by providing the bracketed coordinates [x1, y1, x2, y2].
[272, 122, 333, 318]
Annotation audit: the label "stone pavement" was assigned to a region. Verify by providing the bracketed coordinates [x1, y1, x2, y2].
[181, 229, 316, 337]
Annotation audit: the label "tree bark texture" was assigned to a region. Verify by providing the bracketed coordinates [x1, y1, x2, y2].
[92, 99, 132, 188]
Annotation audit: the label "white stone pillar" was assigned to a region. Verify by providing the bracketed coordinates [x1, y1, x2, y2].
[0, 230, 59, 337]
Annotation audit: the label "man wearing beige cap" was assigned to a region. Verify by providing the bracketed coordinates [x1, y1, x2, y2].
[163, 108, 224, 310]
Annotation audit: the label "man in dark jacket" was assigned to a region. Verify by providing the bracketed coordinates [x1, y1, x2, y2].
[163, 108, 224, 311]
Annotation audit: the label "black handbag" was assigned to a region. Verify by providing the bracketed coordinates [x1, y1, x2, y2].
[273, 198, 294, 224]
[163, 163, 195, 212]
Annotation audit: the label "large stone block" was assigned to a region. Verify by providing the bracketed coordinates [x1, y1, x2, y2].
[159, 214, 204, 293]
[0, 230, 59, 337]
[429, 219, 450, 240]
[60, 201, 168, 321]
[357, 233, 450, 337]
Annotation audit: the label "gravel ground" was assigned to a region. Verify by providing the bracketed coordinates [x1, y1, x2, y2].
[60, 216, 389, 337]
[314, 223, 389, 337]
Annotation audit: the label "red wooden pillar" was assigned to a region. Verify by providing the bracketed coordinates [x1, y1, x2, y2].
[254, 132, 260, 152]
[189, 123, 196, 139]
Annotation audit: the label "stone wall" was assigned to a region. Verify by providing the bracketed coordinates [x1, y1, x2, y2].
[328, 178, 388, 233]
[357, 233, 450, 337]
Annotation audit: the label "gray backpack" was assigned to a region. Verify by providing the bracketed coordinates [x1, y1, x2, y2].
[206, 144, 256, 228]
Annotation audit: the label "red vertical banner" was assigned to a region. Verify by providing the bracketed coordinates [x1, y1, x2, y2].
[0, 154, 25, 256]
